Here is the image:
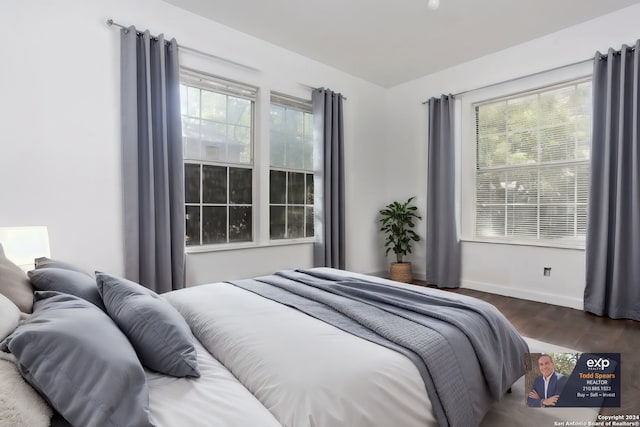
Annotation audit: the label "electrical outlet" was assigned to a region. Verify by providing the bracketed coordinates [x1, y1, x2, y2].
[543, 267, 551, 277]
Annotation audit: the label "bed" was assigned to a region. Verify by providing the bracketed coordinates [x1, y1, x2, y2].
[0, 247, 528, 427]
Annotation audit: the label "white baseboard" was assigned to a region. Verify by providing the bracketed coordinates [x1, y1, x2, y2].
[365, 270, 582, 310]
[461, 279, 584, 310]
[412, 271, 426, 281]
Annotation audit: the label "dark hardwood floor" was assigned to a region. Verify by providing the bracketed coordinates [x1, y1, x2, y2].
[415, 282, 640, 415]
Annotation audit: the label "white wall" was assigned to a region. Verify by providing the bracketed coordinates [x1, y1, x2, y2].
[386, 3, 640, 309]
[4, 0, 638, 305]
[0, 1, 122, 275]
[0, 0, 390, 284]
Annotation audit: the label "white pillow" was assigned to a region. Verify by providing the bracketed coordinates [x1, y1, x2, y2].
[0, 293, 21, 341]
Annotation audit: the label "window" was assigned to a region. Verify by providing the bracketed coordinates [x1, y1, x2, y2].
[269, 92, 314, 240]
[474, 79, 591, 247]
[180, 68, 257, 246]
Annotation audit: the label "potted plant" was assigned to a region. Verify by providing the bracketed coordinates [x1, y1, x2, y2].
[379, 196, 421, 283]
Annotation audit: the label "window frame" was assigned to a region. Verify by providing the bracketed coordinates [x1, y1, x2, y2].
[458, 63, 593, 250]
[180, 68, 258, 248]
[268, 91, 315, 242]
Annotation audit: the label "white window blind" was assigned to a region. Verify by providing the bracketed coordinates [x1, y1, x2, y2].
[180, 67, 257, 165]
[474, 79, 592, 247]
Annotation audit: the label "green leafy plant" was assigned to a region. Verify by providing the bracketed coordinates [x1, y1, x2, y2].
[379, 197, 422, 263]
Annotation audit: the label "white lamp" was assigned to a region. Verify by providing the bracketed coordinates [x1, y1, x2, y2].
[0, 226, 50, 271]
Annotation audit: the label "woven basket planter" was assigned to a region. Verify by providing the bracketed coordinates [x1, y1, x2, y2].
[389, 262, 413, 283]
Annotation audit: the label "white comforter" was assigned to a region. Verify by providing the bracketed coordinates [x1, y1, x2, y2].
[164, 272, 437, 427]
[147, 339, 281, 427]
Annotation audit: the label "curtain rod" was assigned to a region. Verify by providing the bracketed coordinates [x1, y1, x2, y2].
[298, 82, 348, 101]
[421, 56, 594, 104]
[106, 19, 260, 73]
[107, 19, 346, 100]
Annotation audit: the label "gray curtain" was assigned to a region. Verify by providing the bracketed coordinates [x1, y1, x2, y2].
[426, 95, 461, 288]
[121, 27, 185, 293]
[312, 88, 345, 269]
[584, 42, 640, 321]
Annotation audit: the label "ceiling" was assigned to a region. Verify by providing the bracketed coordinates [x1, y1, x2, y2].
[163, 0, 640, 87]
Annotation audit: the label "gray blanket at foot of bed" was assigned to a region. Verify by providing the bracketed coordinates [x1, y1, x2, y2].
[229, 268, 528, 427]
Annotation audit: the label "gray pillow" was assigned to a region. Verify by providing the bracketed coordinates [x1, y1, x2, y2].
[0, 291, 153, 427]
[0, 256, 34, 313]
[96, 273, 200, 378]
[28, 268, 105, 311]
[34, 257, 91, 277]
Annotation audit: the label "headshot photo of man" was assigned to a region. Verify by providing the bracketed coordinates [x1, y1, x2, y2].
[527, 354, 568, 407]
